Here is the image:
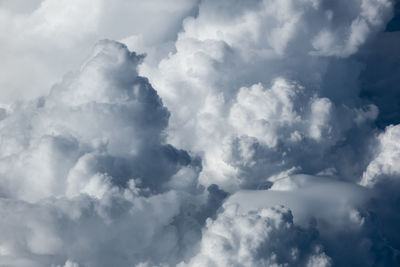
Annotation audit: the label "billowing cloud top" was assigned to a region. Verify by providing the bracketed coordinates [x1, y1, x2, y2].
[1, 0, 400, 266]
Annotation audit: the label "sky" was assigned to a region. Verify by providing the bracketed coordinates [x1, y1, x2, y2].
[0, 0, 400, 266]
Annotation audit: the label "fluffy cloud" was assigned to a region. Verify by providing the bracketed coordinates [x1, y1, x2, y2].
[143, 0, 391, 191]
[1, 0, 400, 266]
[0, 188, 182, 267]
[181, 204, 331, 267]
[361, 124, 400, 187]
[226, 175, 399, 266]
[0, 40, 209, 266]
[0, 40, 188, 202]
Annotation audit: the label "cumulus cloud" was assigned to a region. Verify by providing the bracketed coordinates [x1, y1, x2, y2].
[0, 40, 187, 202]
[181, 204, 331, 267]
[1, 0, 400, 266]
[361, 124, 400, 187]
[0, 40, 209, 266]
[0, 185, 186, 266]
[226, 175, 399, 266]
[142, 0, 391, 191]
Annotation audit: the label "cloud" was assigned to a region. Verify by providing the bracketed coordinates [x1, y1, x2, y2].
[361, 124, 400, 187]
[229, 175, 370, 227]
[0, 40, 183, 202]
[0, 0, 199, 103]
[0, 40, 210, 266]
[1, 0, 400, 266]
[225, 175, 399, 266]
[180, 203, 331, 267]
[0, 186, 183, 267]
[142, 0, 391, 191]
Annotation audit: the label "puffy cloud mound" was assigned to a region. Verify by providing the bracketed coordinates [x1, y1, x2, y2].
[1, 0, 400, 266]
[361, 124, 400, 187]
[143, 0, 391, 191]
[361, 124, 400, 253]
[0, 186, 182, 267]
[181, 204, 331, 267]
[226, 175, 400, 266]
[0, 40, 208, 266]
[225, 79, 379, 188]
[0, 40, 195, 202]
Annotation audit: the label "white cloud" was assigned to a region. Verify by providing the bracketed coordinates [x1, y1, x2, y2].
[361, 124, 400, 187]
[224, 174, 398, 266]
[0, 186, 184, 267]
[0, 40, 182, 202]
[180, 203, 331, 267]
[0, 40, 207, 266]
[227, 175, 370, 228]
[1, 0, 400, 266]
[142, 0, 391, 191]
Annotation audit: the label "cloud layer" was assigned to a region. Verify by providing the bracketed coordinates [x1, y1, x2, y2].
[1, 0, 400, 266]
